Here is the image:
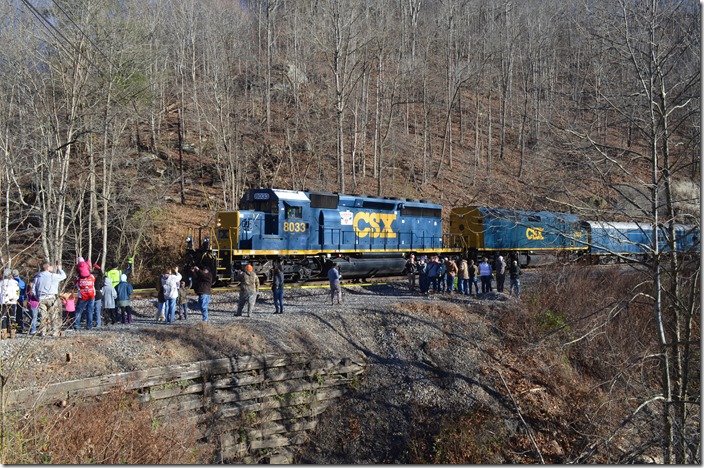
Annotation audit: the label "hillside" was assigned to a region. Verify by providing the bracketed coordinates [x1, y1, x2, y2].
[1, 269, 673, 464]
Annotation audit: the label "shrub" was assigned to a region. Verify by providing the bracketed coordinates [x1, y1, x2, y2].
[2, 390, 212, 464]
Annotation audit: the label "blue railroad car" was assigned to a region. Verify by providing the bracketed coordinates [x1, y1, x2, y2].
[186, 188, 456, 283]
[584, 221, 700, 261]
[449, 206, 588, 265]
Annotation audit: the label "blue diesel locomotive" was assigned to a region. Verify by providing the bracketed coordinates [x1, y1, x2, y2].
[185, 188, 459, 283]
[449, 206, 588, 265]
[449, 205, 699, 265]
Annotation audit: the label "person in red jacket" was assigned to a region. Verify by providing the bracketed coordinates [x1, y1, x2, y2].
[74, 257, 96, 330]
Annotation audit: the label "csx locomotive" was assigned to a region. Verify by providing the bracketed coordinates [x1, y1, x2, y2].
[184, 187, 700, 284]
[184, 188, 460, 283]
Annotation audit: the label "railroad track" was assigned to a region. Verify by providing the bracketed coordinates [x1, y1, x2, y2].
[131, 276, 407, 298]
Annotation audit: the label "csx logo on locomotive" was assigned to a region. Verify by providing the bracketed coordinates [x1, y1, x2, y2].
[354, 212, 397, 238]
[526, 227, 545, 240]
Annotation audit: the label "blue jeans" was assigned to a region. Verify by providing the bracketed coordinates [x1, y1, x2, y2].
[458, 278, 468, 295]
[446, 274, 455, 292]
[510, 278, 521, 298]
[29, 306, 39, 334]
[165, 298, 177, 322]
[92, 299, 102, 328]
[198, 294, 211, 321]
[179, 303, 188, 319]
[74, 298, 95, 330]
[469, 278, 480, 296]
[273, 289, 284, 313]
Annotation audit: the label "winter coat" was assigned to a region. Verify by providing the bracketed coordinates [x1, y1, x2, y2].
[161, 272, 182, 300]
[495, 257, 506, 275]
[509, 262, 521, 279]
[75, 274, 96, 300]
[478, 261, 492, 277]
[327, 268, 341, 288]
[101, 278, 118, 309]
[115, 279, 134, 303]
[177, 286, 188, 305]
[467, 261, 478, 278]
[271, 270, 284, 291]
[458, 260, 469, 280]
[33, 268, 66, 299]
[14, 276, 26, 303]
[445, 260, 458, 275]
[193, 269, 213, 295]
[238, 270, 260, 294]
[0, 278, 20, 305]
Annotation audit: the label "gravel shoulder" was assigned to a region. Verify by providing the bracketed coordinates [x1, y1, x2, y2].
[2, 281, 521, 463]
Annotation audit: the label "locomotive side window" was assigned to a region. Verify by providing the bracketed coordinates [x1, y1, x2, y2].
[286, 205, 303, 219]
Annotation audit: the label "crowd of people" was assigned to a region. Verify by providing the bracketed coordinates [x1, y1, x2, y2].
[0, 251, 524, 337]
[404, 253, 522, 299]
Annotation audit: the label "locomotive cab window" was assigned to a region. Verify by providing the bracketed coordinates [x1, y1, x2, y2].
[285, 204, 303, 219]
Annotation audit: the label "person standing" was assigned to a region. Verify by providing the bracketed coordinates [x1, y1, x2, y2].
[73, 259, 96, 330]
[457, 258, 469, 296]
[327, 263, 342, 305]
[11, 270, 26, 332]
[426, 257, 440, 293]
[33, 261, 67, 336]
[494, 255, 507, 293]
[467, 260, 479, 297]
[478, 257, 493, 295]
[161, 267, 182, 323]
[235, 264, 259, 317]
[445, 257, 458, 293]
[509, 260, 521, 299]
[405, 254, 418, 292]
[155, 271, 167, 322]
[26, 280, 40, 335]
[101, 277, 118, 325]
[115, 274, 135, 324]
[177, 281, 189, 320]
[191, 265, 213, 321]
[0, 269, 20, 332]
[91, 264, 104, 328]
[416, 256, 428, 295]
[271, 265, 284, 314]
[106, 262, 121, 287]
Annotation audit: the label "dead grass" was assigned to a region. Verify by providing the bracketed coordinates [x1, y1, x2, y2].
[3, 390, 213, 464]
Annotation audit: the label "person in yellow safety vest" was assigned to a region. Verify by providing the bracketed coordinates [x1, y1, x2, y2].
[106, 258, 134, 287]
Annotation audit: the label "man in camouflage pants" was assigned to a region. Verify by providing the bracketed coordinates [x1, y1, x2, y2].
[32, 261, 67, 336]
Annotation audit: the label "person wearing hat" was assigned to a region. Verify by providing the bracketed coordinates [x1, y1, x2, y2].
[32, 261, 66, 336]
[0, 268, 20, 333]
[12, 269, 26, 332]
[115, 273, 135, 324]
[235, 264, 259, 317]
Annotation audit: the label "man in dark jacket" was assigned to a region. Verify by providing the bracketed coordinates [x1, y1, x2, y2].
[191, 266, 213, 322]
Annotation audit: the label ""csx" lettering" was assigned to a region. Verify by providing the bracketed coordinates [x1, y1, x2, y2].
[354, 212, 397, 238]
[526, 227, 545, 240]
